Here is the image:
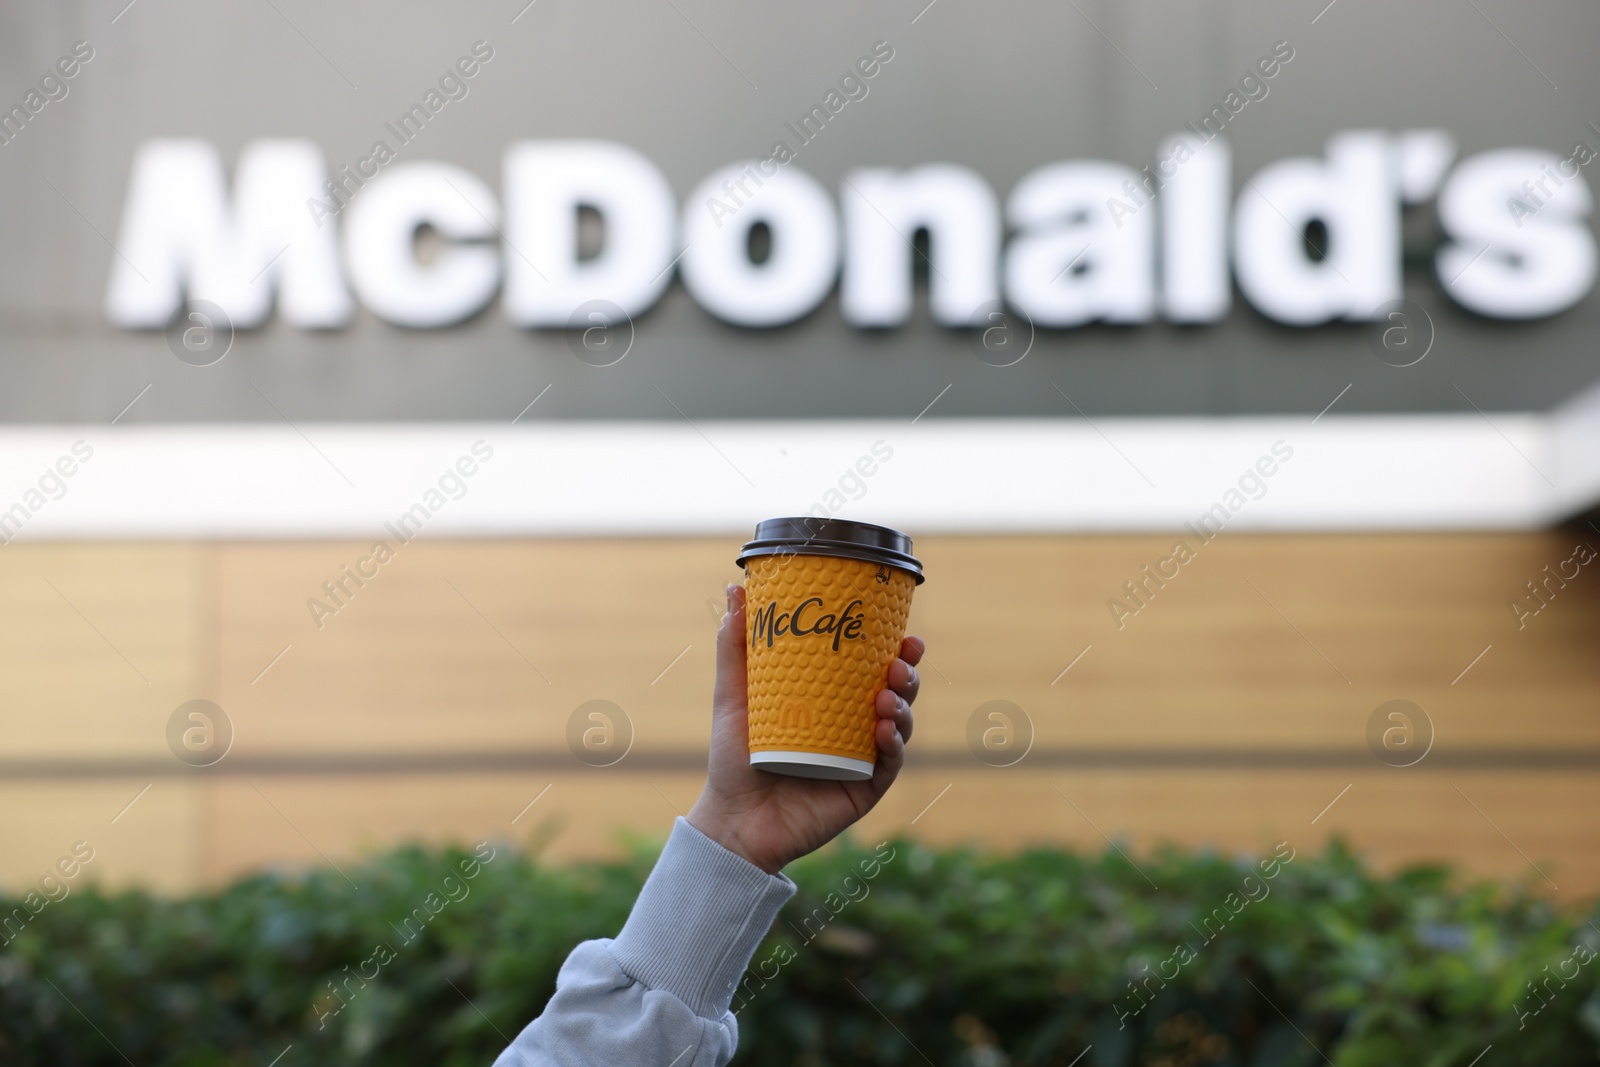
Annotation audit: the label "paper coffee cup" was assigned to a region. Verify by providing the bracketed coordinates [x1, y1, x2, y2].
[736, 518, 924, 781]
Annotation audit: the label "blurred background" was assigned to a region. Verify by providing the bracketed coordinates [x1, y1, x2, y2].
[2, 0, 1598, 907]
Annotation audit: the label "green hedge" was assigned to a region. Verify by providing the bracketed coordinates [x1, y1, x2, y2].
[2, 833, 1598, 1066]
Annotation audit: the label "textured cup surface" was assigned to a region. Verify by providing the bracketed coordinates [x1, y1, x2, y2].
[744, 552, 916, 766]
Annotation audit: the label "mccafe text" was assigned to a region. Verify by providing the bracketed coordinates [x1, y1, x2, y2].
[750, 597, 865, 651]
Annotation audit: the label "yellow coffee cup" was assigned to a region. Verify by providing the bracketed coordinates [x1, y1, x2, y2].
[736, 517, 924, 780]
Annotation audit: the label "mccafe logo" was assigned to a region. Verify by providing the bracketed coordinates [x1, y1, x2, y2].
[750, 597, 865, 652]
[103, 129, 1596, 333]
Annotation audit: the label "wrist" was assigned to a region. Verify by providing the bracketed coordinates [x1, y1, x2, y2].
[686, 798, 785, 875]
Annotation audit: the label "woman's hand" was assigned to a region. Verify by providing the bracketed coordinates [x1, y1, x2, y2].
[687, 582, 924, 874]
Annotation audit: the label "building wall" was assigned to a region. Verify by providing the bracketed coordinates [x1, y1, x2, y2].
[2, 531, 1597, 896]
[4, 0, 1600, 423]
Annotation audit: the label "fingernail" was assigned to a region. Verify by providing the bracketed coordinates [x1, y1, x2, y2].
[725, 583, 735, 611]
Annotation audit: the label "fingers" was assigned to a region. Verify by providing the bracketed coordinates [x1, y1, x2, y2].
[875, 636, 924, 750]
[869, 714, 906, 797]
[887, 657, 920, 707]
[865, 638, 926, 799]
[874, 686, 913, 744]
[898, 635, 926, 667]
[710, 583, 748, 718]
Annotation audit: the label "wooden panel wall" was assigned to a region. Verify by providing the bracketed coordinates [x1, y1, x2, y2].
[2, 532, 1596, 897]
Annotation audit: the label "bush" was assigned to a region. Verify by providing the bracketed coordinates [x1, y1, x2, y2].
[2, 833, 1597, 1066]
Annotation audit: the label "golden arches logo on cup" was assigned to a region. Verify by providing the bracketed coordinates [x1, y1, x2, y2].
[566, 699, 633, 768]
[1366, 698, 1434, 767]
[165, 699, 233, 767]
[965, 699, 1033, 768]
[737, 517, 923, 782]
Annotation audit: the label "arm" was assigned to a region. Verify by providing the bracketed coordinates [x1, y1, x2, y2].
[493, 582, 924, 1067]
[491, 818, 793, 1067]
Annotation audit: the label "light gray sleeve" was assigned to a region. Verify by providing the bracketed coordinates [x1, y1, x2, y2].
[493, 817, 796, 1067]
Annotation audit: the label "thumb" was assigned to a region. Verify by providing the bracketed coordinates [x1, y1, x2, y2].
[712, 582, 748, 717]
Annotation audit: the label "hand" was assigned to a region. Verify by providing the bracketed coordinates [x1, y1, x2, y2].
[687, 583, 925, 875]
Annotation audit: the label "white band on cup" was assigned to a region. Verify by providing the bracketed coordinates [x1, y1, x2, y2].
[750, 750, 875, 781]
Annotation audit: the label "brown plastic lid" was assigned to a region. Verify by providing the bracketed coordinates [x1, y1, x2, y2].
[735, 517, 924, 584]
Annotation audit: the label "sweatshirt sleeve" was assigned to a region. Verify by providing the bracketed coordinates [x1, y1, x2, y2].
[492, 817, 796, 1067]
